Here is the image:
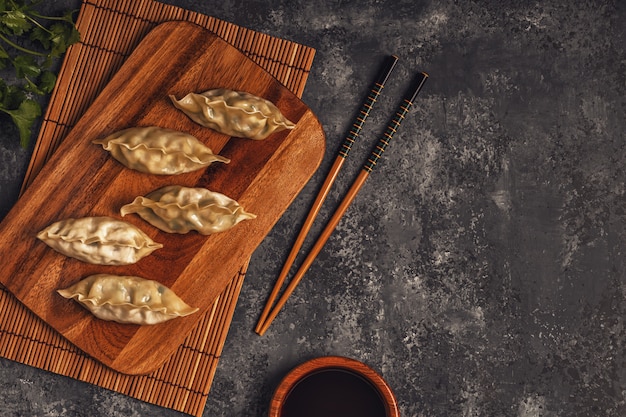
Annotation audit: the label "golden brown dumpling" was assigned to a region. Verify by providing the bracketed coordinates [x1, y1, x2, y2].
[120, 185, 256, 235]
[93, 126, 230, 174]
[58, 274, 198, 324]
[37, 216, 162, 265]
[169, 89, 296, 140]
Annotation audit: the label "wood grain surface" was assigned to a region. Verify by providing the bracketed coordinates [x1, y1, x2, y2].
[0, 21, 325, 375]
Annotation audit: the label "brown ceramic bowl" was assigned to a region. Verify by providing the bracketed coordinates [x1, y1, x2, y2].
[269, 356, 399, 417]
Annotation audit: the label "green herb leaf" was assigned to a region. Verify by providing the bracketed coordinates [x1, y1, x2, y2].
[60, 10, 77, 25]
[29, 25, 50, 49]
[13, 53, 40, 77]
[0, 1, 80, 147]
[38, 70, 55, 93]
[0, 9, 31, 36]
[0, 82, 26, 109]
[1, 98, 41, 148]
[0, 44, 8, 69]
[49, 22, 79, 57]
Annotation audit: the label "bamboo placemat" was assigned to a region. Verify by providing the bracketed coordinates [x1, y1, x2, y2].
[0, 0, 315, 415]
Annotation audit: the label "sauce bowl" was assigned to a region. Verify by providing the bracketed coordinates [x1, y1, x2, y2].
[269, 356, 399, 417]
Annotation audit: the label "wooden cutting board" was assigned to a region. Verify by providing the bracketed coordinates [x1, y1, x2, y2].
[0, 21, 325, 375]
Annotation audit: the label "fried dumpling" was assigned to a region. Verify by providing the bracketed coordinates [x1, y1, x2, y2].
[120, 185, 256, 235]
[169, 89, 296, 140]
[37, 216, 162, 265]
[93, 126, 230, 175]
[58, 274, 198, 324]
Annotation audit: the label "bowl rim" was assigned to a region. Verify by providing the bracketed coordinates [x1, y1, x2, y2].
[268, 355, 399, 417]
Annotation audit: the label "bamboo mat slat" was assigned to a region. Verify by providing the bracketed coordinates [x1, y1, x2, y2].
[0, 0, 314, 415]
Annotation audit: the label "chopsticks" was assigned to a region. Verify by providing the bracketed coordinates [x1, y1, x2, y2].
[254, 55, 398, 334]
[255, 63, 428, 336]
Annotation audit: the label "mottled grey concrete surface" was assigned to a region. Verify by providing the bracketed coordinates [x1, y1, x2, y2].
[0, 0, 624, 416]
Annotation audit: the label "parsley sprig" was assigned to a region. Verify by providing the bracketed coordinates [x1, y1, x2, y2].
[0, 0, 80, 148]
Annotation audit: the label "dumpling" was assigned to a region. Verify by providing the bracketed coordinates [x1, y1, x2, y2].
[169, 89, 296, 140]
[37, 216, 162, 265]
[120, 185, 256, 235]
[93, 126, 230, 174]
[58, 274, 198, 324]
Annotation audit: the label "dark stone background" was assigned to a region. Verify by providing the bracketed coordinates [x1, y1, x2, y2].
[0, 0, 624, 416]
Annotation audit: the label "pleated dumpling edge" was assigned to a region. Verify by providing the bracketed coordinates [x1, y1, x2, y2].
[57, 274, 198, 325]
[169, 89, 296, 140]
[93, 126, 230, 175]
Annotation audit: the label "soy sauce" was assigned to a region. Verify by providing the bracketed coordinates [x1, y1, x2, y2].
[280, 368, 387, 417]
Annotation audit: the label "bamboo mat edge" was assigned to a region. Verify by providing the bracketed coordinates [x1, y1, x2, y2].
[0, 0, 315, 415]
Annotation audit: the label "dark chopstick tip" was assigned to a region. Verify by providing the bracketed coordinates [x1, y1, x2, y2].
[407, 71, 429, 103]
[377, 55, 399, 85]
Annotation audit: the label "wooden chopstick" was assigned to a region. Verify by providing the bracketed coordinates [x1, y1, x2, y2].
[256, 71, 429, 335]
[254, 55, 399, 334]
